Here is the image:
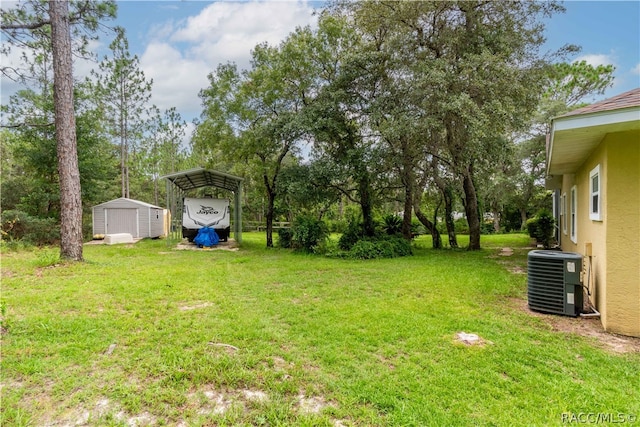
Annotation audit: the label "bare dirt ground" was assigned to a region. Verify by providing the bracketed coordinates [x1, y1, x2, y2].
[510, 297, 640, 354]
[497, 246, 640, 355]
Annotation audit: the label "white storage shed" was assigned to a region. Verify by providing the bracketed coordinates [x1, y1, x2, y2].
[92, 198, 167, 238]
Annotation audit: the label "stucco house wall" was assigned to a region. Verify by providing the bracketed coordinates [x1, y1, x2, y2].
[548, 88, 640, 337]
[604, 131, 640, 336]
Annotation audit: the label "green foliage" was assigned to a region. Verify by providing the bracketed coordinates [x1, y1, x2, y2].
[290, 215, 328, 253]
[411, 219, 426, 237]
[546, 60, 615, 107]
[526, 209, 556, 249]
[347, 235, 413, 260]
[326, 219, 347, 234]
[481, 221, 496, 235]
[338, 216, 366, 251]
[277, 227, 293, 249]
[33, 249, 61, 268]
[382, 214, 403, 236]
[454, 218, 470, 235]
[1, 210, 59, 246]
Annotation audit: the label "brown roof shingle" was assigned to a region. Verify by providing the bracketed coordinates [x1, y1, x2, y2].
[559, 87, 640, 118]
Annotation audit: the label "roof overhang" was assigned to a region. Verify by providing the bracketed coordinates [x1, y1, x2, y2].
[547, 107, 640, 176]
[161, 168, 243, 193]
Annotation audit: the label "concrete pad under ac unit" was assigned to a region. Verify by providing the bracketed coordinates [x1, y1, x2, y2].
[104, 233, 134, 245]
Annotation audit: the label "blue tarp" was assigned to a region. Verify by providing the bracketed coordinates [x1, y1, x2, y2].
[194, 227, 219, 247]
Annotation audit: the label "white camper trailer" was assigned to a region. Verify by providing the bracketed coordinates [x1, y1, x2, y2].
[182, 197, 230, 242]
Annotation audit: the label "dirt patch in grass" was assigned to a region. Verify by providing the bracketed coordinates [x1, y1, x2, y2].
[511, 298, 640, 354]
[178, 301, 214, 311]
[40, 397, 157, 427]
[296, 393, 333, 414]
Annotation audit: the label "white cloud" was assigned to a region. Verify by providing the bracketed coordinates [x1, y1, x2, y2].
[172, 1, 317, 71]
[139, 42, 210, 119]
[2, 1, 318, 126]
[139, 1, 317, 122]
[574, 53, 616, 68]
[632, 63, 640, 75]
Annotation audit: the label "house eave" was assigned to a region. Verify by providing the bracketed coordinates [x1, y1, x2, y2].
[547, 106, 640, 176]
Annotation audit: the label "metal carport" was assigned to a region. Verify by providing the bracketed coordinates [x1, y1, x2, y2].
[161, 168, 244, 243]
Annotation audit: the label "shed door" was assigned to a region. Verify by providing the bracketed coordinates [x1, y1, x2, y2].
[105, 208, 139, 237]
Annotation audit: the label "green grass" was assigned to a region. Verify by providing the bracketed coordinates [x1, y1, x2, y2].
[1, 233, 638, 426]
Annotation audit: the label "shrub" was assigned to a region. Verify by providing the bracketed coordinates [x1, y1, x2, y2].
[291, 215, 328, 253]
[338, 217, 365, 251]
[277, 227, 293, 249]
[480, 221, 496, 235]
[348, 236, 412, 260]
[326, 219, 347, 234]
[382, 214, 403, 236]
[411, 219, 426, 237]
[1, 210, 59, 246]
[454, 218, 470, 234]
[526, 209, 555, 249]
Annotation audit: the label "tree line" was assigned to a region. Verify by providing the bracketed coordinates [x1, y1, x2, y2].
[2, 1, 192, 259]
[192, 1, 613, 249]
[1, 1, 614, 258]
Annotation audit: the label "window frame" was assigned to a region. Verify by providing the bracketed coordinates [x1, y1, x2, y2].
[561, 192, 567, 235]
[570, 185, 577, 244]
[589, 165, 602, 221]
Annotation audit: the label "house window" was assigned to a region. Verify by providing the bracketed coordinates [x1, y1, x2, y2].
[561, 192, 567, 234]
[589, 165, 601, 221]
[570, 185, 577, 244]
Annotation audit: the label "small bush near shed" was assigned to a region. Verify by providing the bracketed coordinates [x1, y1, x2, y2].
[1, 210, 59, 246]
[291, 215, 328, 253]
[278, 227, 294, 249]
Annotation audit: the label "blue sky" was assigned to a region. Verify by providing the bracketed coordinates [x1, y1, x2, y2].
[2, 1, 639, 131]
[109, 0, 640, 125]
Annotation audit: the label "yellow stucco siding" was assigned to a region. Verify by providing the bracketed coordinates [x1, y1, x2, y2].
[604, 130, 640, 337]
[561, 142, 608, 326]
[558, 130, 640, 337]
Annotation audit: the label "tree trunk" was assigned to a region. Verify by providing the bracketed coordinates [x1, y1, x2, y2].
[121, 135, 126, 197]
[263, 169, 276, 248]
[358, 171, 376, 237]
[520, 208, 528, 231]
[442, 186, 458, 248]
[265, 190, 275, 248]
[462, 165, 481, 250]
[414, 202, 442, 249]
[50, 0, 83, 261]
[413, 190, 442, 249]
[153, 177, 159, 207]
[402, 189, 413, 240]
[492, 207, 500, 233]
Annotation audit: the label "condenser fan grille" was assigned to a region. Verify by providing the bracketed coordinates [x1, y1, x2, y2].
[527, 250, 583, 317]
[528, 256, 564, 314]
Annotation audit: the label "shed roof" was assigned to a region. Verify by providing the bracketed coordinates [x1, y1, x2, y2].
[93, 197, 163, 210]
[160, 168, 243, 192]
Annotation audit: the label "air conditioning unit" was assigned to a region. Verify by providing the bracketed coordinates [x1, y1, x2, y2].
[527, 250, 583, 317]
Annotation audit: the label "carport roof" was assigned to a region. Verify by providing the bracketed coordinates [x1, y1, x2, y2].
[161, 168, 243, 192]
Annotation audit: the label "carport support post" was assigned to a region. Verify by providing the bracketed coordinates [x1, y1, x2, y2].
[165, 178, 172, 246]
[235, 182, 242, 243]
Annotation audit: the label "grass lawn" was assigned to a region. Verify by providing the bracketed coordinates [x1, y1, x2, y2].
[1, 233, 638, 426]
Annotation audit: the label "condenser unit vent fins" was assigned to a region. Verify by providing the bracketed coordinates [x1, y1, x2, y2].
[527, 250, 583, 317]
